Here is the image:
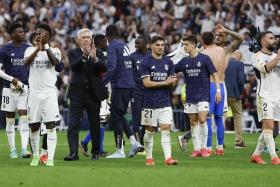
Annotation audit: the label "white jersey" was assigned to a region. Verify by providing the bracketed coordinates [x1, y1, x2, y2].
[24, 47, 61, 91]
[251, 51, 280, 102]
[166, 44, 188, 64]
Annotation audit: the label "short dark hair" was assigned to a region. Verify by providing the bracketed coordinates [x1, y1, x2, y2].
[8, 23, 23, 34]
[37, 23, 52, 37]
[94, 34, 106, 46]
[106, 24, 119, 37]
[201, 32, 214, 45]
[182, 35, 197, 46]
[258, 31, 273, 45]
[136, 35, 149, 44]
[150, 36, 164, 44]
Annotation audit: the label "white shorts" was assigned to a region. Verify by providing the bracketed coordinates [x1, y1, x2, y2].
[141, 107, 173, 127]
[257, 97, 280, 122]
[1, 87, 28, 112]
[183, 102, 209, 114]
[27, 90, 60, 123]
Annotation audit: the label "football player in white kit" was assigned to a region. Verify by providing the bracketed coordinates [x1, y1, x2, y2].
[24, 24, 62, 166]
[250, 31, 280, 165]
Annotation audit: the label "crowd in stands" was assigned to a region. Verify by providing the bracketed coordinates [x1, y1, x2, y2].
[0, 0, 280, 129]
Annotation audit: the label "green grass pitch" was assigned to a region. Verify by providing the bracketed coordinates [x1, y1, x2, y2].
[0, 130, 280, 187]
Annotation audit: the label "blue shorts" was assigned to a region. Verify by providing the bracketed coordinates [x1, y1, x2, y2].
[209, 82, 225, 116]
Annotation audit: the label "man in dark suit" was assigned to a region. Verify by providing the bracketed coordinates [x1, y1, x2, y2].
[64, 28, 108, 161]
[225, 51, 245, 148]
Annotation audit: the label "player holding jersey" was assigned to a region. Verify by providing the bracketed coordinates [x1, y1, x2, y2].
[175, 35, 221, 157]
[139, 36, 178, 166]
[0, 23, 31, 159]
[24, 24, 62, 166]
[250, 31, 280, 165]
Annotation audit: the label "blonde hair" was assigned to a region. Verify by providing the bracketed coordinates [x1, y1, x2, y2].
[77, 28, 93, 39]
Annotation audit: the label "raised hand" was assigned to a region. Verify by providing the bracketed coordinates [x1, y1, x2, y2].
[89, 44, 97, 60]
[41, 32, 48, 45]
[215, 24, 227, 34]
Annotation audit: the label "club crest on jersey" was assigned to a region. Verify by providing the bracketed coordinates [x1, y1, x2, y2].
[185, 64, 188, 67]
[197, 61, 201, 67]
[165, 64, 168, 70]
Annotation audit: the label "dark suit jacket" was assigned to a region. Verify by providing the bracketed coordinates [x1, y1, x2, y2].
[225, 58, 245, 99]
[67, 48, 108, 101]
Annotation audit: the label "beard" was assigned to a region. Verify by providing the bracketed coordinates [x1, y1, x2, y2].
[267, 44, 275, 52]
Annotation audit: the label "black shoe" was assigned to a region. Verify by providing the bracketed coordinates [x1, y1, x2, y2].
[64, 153, 79, 161]
[80, 141, 89, 157]
[235, 141, 246, 148]
[99, 151, 109, 157]
[91, 153, 99, 160]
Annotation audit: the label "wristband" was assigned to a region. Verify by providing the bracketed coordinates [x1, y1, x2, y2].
[216, 89, 221, 92]
[44, 43, 50, 50]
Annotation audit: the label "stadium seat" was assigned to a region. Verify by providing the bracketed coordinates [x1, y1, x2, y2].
[242, 110, 260, 133]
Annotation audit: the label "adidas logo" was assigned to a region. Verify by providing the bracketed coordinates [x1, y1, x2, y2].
[11, 53, 15, 56]
[151, 66, 156, 69]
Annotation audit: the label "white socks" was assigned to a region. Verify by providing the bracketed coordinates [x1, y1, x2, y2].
[253, 131, 265, 155]
[47, 128, 57, 161]
[6, 118, 16, 151]
[263, 129, 277, 159]
[191, 125, 200, 151]
[129, 135, 140, 146]
[30, 130, 40, 157]
[19, 115, 29, 150]
[161, 130, 171, 160]
[144, 130, 154, 159]
[199, 122, 208, 149]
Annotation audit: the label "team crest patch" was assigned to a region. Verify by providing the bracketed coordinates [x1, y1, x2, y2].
[165, 64, 168, 70]
[197, 61, 201, 67]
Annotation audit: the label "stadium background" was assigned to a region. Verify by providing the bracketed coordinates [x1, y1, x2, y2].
[0, 1, 280, 186]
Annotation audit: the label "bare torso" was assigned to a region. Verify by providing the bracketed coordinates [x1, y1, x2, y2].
[201, 45, 226, 82]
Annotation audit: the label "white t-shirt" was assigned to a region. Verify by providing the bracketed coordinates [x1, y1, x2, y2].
[251, 51, 280, 102]
[24, 47, 61, 91]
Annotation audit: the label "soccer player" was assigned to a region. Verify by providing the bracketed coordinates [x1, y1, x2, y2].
[214, 24, 245, 148]
[24, 24, 62, 166]
[0, 23, 31, 159]
[175, 35, 221, 157]
[130, 35, 149, 155]
[104, 25, 143, 159]
[28, 32, 64, 164]
[200, 32, 226, 155]
[139, 36, 178, 166]
[250, 31, 280, 165]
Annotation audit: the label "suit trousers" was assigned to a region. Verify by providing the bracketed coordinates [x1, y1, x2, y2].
[67, 91, 101, 154]
[228, 97, 243, 143]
